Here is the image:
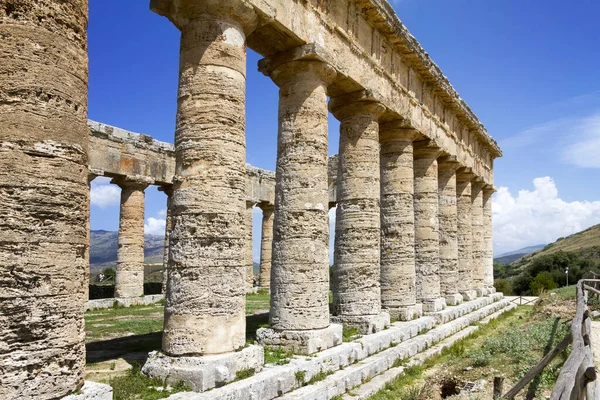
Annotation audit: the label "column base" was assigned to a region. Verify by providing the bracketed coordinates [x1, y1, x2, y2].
[141, 345, 264, 392]
[256, 324, 343, 355]
[460, 290, 478, 301]
[475, 287, 490, 297]
[331, 312, 390, 335]
[487, 286, 497, 294]
[421, 298, 447, 313]
[63, 381, 113, 400]
[444, 293, 464, 306]
[384, 304, 423, 322]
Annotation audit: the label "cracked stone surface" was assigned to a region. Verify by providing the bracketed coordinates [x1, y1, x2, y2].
[413, 142, 443, 304]
[379, 125, 420, 319]
[471, 181, 485, 292]
[245, 201, 256, 287]
[266, 59, 336, 332]
[156, 2, 257, 356]
[259, 204, 274, 291]
[331, 97, 384, 322]
[113, 179, 149, 298]
[0, 1, 89, 398]
[456, 171, 475, 295]
[438, 159, 460, 299]
[483, 187, 495, 290]
[160, 186, 173, 294]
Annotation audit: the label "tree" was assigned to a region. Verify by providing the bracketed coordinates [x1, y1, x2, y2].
[494, 279, 512, 295]
[530, 272, 557, 295]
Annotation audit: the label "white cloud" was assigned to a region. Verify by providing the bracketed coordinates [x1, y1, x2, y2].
[90, 177, 120, 208]
[562, 114, 600, 168]
[145, 210, 166, 236]
[493, 176, 600, 255]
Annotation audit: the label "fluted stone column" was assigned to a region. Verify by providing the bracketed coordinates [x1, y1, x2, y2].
[471, 180, 486, 296]
[438, 157, 463, 306]
[330, 93, 389, 334]
[413, 141, 446, 312]
[0, 0, 108, 398]
[256, 52, 342, 354]
[113, 179, 150, 298]
[379, 124, 422, 321]
[159, 186, 173, 295]
[143, 1, 263, 392]
[245, 201, 256, 288]
[483, 186, 496, 293]
[258, 203, 274, 291]
[456, 170, 477, 301]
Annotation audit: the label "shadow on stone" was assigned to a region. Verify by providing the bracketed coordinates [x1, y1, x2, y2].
[86, 332, 162, 364]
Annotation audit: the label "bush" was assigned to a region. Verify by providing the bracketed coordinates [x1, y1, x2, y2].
[530, 272, 557, 295]
[494, 279, 512, 295]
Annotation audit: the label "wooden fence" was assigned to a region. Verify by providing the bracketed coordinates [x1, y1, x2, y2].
[550, 279, 598, 399]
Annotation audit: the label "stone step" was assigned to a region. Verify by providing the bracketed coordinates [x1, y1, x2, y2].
[278, 298, 512, 400]
[166, 295, 508, 400]
[343, 302, 518, 400]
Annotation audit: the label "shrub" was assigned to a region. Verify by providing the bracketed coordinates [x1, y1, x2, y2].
[530, 272, 557, 295]
[494, 279, 512, 295]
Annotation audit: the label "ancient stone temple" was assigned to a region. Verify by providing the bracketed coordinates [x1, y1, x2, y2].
[0, 0, 503, 398]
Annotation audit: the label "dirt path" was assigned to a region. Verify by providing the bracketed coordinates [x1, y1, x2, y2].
[591, 321, 600, 367]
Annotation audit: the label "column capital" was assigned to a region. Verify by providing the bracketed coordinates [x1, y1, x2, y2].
[258, 44, 336, 88]
[456, 167, 476, 181]
[329, 90, 386, 121]
[111, 176, 152, 191]
[483, 185, 497, 196]
[437, 154, 461, 171]
[471, 177, 486, 191]
[413, 139, 443, 158]
[257, 202, 274, 213]
[379, 121, 421, 143]
[150, 0, 257, 33]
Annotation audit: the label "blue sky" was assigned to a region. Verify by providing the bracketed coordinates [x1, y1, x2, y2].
[88, 0, 600, 257]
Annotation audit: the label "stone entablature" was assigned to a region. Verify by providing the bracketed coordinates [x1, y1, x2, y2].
[87, 120, 277, 205]
[241, 0, 499, 185]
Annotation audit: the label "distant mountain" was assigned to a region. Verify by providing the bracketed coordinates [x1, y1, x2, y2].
[494, 253, 528, 266]
[90, 230, 164, 275]
[496, 244, 547, 258]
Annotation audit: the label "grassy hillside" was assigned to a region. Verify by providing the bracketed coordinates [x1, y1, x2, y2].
[511, 224, 600, 272]
[494, 224, 600, 295]
[90, 230, 164, 275]
[494, 253, 527, 266]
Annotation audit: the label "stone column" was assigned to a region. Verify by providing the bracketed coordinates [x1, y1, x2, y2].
[330, 92, 389, 334]
[456, 169, 477, 301]
[245, 201, 256, 288]
[255, 51, 342, 355]
[113, 179, 150, 299]
[483, 186, 496, 293]
[0, 1, 93, 398]
[159, 186, 173, 295]
[471, 179, 487, 296]
[413, 141, 446, 312]
[258, 203, 274, 291]
[438, 157, 463, 306]
[143, 1, 263, 392]
[379, 124, 422, 321]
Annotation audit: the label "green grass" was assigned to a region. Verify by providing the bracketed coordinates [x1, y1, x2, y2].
[342, 326, 361, 342]
[368, 306, 570, 399]
[264, 347, 294, 365]
[245, 291, 271, 315]
[108, 362, 189, 400]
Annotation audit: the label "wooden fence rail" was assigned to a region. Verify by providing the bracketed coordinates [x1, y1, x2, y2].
[550, 279, 599, 399]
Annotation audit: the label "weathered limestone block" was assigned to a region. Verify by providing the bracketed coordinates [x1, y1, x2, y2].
[456, 170, 477, 301]
[159, 186, 173, 294]
[0, 1, 89, 398]
[413, 141, 446, 313]
[330, 92, 389, 334]
[258, 203, 274, 291]
[483, 187, 495, 292]
[153, 0, 258, 358]
[245, 201, 256, 287]
[113, 178, 150, 298]
[437, 157, 463, 306]
[256, 51, 342, 353]
[471, 180, 486, 295]
[379, 124, 422, 321]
